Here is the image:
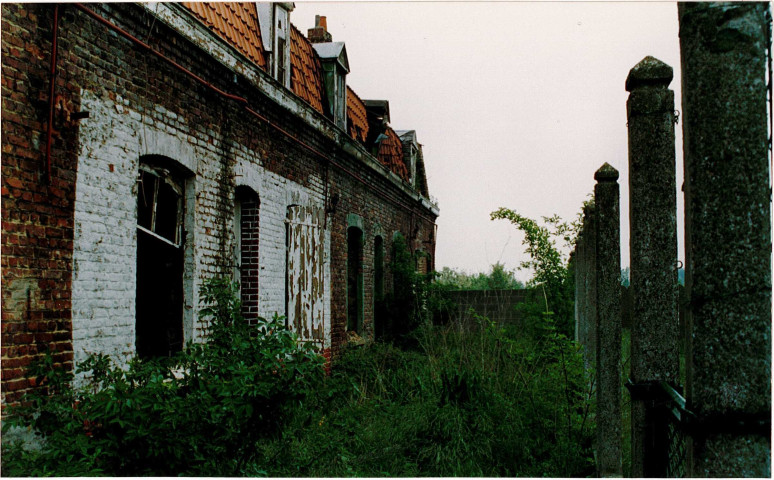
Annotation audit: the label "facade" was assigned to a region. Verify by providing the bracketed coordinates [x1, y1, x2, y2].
[1, 3, 438, 405]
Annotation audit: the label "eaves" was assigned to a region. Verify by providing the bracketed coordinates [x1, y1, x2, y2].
[142, 2, 439, 217]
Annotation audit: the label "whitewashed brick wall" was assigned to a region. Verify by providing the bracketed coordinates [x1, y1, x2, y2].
[72, 89, 331, 376]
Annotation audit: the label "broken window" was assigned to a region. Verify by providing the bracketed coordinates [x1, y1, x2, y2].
[347, 226, 364, 333]
[136, 163, 185, 359]
[285, 205, 326, 348]
[235, 187, 260, 324]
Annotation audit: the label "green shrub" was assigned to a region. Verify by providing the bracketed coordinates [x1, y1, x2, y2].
[2, 278, 324, 477]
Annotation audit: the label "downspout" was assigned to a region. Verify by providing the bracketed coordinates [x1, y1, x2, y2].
[45, 4, 60, 184]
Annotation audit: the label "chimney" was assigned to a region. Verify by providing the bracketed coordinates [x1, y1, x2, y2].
[308, 15, 333, 43]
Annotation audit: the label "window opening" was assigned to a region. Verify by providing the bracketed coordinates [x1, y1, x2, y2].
[277, 36, 287, 86]
[136, 163, 185, 359]
[374, 235, 385, 338]
[347, 226, 364, 333]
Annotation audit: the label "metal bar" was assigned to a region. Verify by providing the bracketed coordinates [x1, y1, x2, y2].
[45, 4, 60, 184]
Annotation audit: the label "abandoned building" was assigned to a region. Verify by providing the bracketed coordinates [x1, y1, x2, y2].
[1, 3, 439, 404]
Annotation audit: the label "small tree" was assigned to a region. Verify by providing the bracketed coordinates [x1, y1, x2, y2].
[490, 208, 576, 338]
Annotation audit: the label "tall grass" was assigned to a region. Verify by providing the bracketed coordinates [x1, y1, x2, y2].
[259, 307, 596, 477]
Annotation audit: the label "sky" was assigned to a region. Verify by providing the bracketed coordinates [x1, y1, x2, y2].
[292, 1, 685, 282]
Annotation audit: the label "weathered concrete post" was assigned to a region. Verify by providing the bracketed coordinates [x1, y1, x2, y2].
[594, 163, 622, 477]
[582, 203, 597, 370]
[678, 3, 772, 476]
[625, 56, 679, 477]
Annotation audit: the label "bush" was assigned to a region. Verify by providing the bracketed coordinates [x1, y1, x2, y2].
[1, 278, 324, 476]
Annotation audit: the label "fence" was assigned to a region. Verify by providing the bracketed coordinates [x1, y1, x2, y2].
[573, 4, 771, 477]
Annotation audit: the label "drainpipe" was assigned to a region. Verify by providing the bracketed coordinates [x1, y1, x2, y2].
[45, 4, 60, 184]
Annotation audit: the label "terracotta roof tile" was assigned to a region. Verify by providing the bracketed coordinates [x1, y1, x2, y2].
[182, 2, 267, 70]
[378, 128, 408, 181]
[346, 86, 369, 143]
[290, 24, 325, 115]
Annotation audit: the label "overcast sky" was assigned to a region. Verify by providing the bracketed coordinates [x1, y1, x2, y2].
[293, 1, 684, 281]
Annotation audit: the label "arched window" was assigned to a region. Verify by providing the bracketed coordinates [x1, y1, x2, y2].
[235, 186, 260, 324]
[373, 235, 385, 338]
[135, 158, 191, 358]
[347, 226, 364, 333]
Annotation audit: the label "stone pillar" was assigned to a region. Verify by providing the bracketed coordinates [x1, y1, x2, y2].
[625, 56, 679, 477]
[594, 163, 622, 477]
[678, 3, 771, 476]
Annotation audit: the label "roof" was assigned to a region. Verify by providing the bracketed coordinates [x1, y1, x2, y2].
[346, 86, 369, 143]
[363, 99, 391, 124]
[396, 130, 416, 144]
[181, 2, 267, 70]
[179, 4, 422, 188]
[311, 42, 350, 72]
[377, 128, 408, 182]
[289, 24, 326, 115]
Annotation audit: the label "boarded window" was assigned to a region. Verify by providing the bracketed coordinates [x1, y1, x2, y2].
[136, 164, 185, 358]
[285, 205, 325, 347]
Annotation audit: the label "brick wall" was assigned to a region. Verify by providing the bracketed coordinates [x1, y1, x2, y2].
[238, 192, 260, 325]
[1, 3, 437, 402]
[1, 4, 76, 405]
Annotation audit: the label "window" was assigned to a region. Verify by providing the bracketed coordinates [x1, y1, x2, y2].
[136, 163, 185, 358]
[286, 205, 326, 347]
[277, 36, 287, 87]
[373, 235, 385, 338]
[347, 226, 363, 333]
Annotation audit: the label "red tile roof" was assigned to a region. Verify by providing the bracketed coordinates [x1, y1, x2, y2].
[182, 2, 267, 70]
[346, 86, 369, 143]
[290, 24, 326, 115]
[378, 128, 408, 181]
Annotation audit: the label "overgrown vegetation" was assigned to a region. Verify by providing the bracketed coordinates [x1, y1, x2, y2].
[3, 210, 594, 477]
[1, 278, 324, 476]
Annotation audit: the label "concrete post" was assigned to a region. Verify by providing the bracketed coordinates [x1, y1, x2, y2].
[625, 56, 679, 477]
[594, 163, 622, 477]
[582, 203, 598, 370]
[678, 3, 772, 476]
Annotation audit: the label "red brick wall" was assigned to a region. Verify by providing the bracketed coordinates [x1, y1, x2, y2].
[2, 4, 76, 405]
[239, 198, 260, 325]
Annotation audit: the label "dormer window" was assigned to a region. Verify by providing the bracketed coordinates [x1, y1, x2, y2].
[273, 4, 292, 88]
[256, 2, 293, 88]
[308, 16, 349, 130]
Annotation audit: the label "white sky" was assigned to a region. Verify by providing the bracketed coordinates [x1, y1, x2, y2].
[293, 1, 684, 282]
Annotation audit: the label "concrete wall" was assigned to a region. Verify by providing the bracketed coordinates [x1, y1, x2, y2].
[445, 289, 527, 325]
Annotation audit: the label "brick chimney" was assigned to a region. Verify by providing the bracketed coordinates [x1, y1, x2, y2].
[308, 15, 333, 43]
